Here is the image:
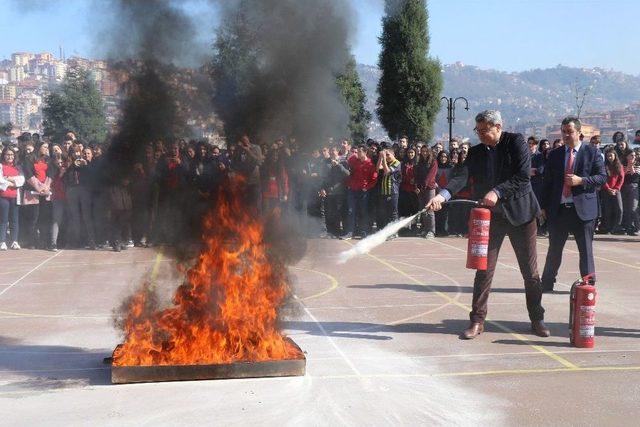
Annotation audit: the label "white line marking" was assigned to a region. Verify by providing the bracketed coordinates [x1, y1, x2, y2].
[0, 251, 63, 298]
[294, 296, 362, 376]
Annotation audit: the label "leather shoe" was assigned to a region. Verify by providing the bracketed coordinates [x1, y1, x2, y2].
[531, 320, 551, 337]
[461, 322, 484, 340]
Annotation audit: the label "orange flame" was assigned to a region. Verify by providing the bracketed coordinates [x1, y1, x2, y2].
[113, 180, 301, 366]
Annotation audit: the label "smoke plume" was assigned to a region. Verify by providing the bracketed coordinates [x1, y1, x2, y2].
[210, 0, 354, 149]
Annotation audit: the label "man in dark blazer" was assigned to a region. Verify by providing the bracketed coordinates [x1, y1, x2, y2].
[427, 110, 549, 339]
[540, 116, 607, 292]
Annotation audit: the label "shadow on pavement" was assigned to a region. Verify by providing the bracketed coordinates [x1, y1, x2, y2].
[350, 283, 570, 294]
[284, 318, 471, 341]
[490, 321, 640, 347]
[0, 336, 112, 392]
[593, 236, 640, 243]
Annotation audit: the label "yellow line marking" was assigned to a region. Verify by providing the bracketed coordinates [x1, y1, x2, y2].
[345, 240, 579, 370]
[0, 311, 108, 319]
[0, 251, 166, 319]
[291, 266, 339, 301]
[309, 348, 640, 361]
[148, 249, 164, 291]
[304, 365, 640, 381]
[537, 239, 640, 271]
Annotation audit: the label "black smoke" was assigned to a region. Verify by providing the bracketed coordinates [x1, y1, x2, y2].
[210, 0, 354, 149]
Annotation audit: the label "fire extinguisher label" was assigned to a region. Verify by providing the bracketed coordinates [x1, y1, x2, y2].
[579, 305, 595, 338]
[471, 220, 490, 237]
[470, 244, 488, 257]
[580, 325, 594, 337]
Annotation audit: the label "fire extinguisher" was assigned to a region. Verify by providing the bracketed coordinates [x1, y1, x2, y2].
[466, 207, 491, 270]
[569, 275, 597, 348]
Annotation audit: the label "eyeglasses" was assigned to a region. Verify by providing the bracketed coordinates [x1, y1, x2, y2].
[474, 126, 495, 135]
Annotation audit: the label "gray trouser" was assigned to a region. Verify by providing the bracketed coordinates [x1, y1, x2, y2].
[51, 199, 66, 245]
[418, 188, 436, 233]
[66, 186, 95, 246]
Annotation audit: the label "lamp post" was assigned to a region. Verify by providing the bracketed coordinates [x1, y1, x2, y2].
[440, 96, 469, 146]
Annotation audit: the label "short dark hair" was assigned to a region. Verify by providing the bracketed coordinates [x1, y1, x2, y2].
[636, 130, 640, 136]
[561, 116, 581, 131]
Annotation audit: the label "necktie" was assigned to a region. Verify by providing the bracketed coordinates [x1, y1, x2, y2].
[562, 149, 575, 197]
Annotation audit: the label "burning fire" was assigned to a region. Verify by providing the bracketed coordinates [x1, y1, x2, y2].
[113, 180, 301, 366]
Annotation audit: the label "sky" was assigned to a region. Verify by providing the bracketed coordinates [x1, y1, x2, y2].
[1, 0, 639, 75]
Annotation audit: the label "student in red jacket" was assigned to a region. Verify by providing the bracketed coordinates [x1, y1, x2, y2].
[600, 148, 625, 234]
[342, 144, 378, 240]
[1, 147, 26, 250]
[399, 147, 419, 234]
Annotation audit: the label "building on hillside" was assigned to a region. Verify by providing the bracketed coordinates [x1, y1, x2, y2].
[0, 83, 17, 101]
[9, 67, 25, 82]
[0, 101, 16, 125]
[11, 52, 33, 67]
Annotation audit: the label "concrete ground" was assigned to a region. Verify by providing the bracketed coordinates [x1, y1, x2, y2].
[1, 234, 639, 426]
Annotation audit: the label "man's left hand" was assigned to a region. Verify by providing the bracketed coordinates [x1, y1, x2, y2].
[564, 174, 583, 187]
[481, 190, 499, 207]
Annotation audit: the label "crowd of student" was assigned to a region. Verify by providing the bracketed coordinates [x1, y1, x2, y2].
[1, 129, 639, 252]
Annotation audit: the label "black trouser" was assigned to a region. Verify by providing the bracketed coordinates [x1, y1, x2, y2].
[471, 215, 544, 323]
[621, 183, 639, 231]
[542, 205, 596, 289]
[111, 209, 132, 247]
[132, 201, 150, 244]
[448, 202, 471, 235]
[398, 190, 419, 218]
[435, 206, 449, 236]
[21, 200, 52, 247]
[377, 193, 399, 230]
[324, 194, 344, 236]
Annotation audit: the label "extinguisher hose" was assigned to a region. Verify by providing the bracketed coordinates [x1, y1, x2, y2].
[417, 199, 481, 216]
[443, 199, 480, 206]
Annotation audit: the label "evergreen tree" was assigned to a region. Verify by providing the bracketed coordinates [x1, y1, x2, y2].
[336, 56, 372, 143]
[43, 66, 107, 144]
[376, 0, 442, 141]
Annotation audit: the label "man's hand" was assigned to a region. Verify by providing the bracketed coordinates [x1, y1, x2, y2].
[319, 189, 327, 198]
[425, 194, 446, 212]
[481, 190, 499, 207]
[564, 174, 583, 187]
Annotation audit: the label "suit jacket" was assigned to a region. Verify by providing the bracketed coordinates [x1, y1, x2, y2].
[540, 144, 606, 221]
[446, 131, 540, 226]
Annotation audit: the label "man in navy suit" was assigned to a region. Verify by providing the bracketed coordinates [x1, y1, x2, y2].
[540, 116, 607, 292]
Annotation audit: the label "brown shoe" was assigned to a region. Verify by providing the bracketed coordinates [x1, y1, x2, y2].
[461, 322, 484, 340]
[531, 320, 551, 337]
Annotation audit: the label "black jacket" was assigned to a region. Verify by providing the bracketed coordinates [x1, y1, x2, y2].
[445, 131, 540, 226]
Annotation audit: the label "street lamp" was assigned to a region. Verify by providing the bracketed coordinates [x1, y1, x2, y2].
[441, 96, 469, 146]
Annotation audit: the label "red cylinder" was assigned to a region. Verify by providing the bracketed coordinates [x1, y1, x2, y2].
[570, 276, 597, 348]
[466, 207, 491, 270]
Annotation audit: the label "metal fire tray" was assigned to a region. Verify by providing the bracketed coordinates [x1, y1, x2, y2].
[111, 338, 306, 384]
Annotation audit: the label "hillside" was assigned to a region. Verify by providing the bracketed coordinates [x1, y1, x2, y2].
[357, 63, 640, 140]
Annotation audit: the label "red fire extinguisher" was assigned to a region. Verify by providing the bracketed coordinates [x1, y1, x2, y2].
[569, 275, 597, 348]
[466, 207, 491, 270]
